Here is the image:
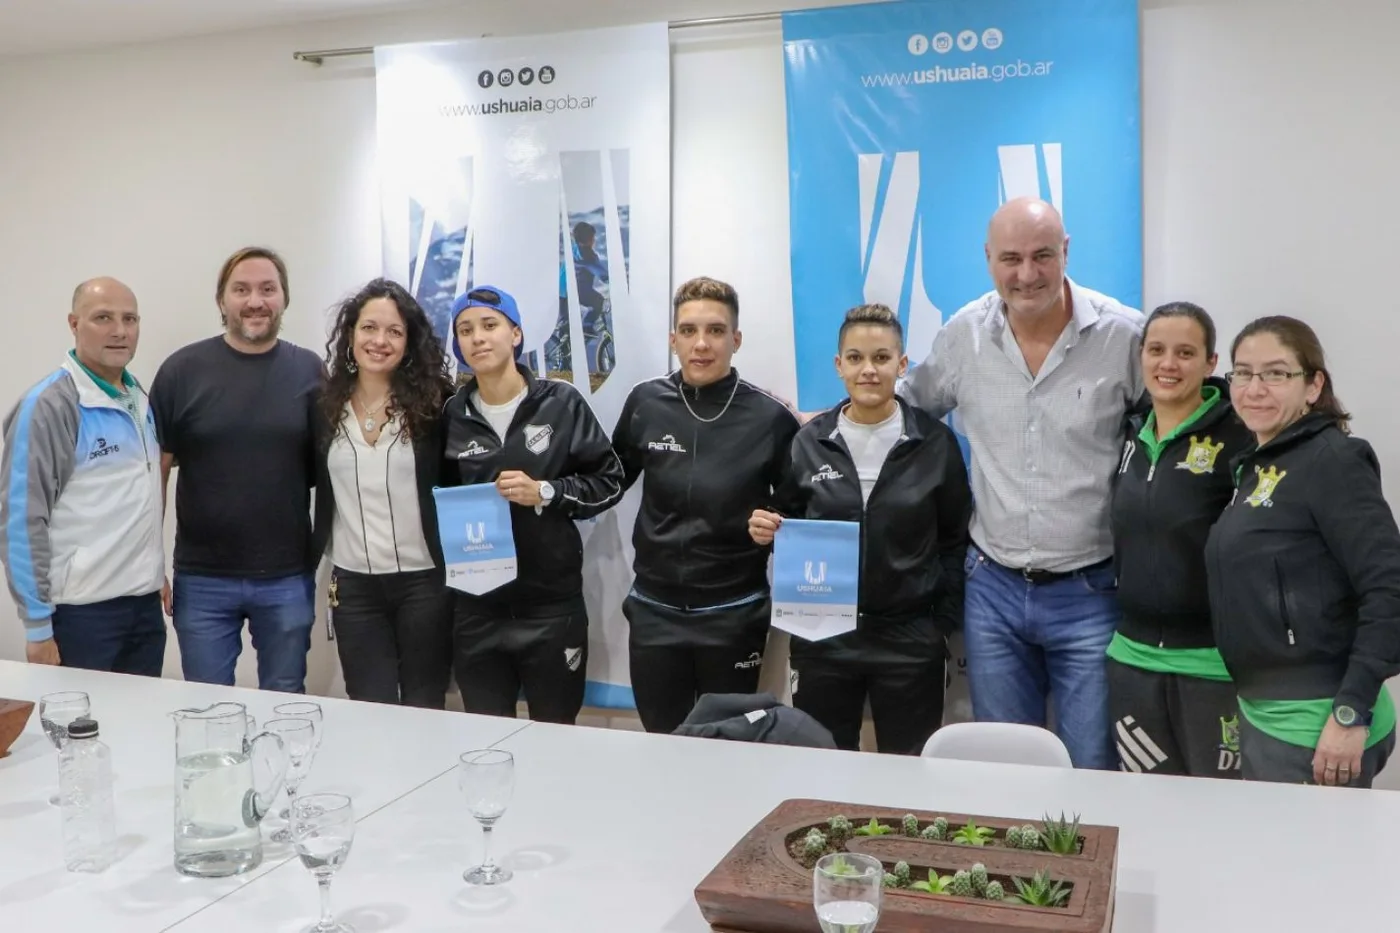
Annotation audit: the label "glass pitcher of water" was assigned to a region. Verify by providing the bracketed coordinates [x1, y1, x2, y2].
[171, 702, 289, 878]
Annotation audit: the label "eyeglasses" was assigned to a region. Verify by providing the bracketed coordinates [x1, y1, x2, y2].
[1226, 369, 1307, 386]
[466, 288, 502, 307]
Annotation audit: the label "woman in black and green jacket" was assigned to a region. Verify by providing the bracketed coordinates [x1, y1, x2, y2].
[1109, 302, 1252, 776]
[1206, 316, 1400, 787]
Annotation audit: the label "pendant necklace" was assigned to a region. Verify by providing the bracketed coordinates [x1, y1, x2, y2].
[357, 393, 389, 431]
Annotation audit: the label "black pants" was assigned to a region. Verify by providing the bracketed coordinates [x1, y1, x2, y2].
[331, 567, 453, 709]
[1106, 658, 1242, 778]
[1239, 712, 1396, 787]
[51, 592, 165, 677]
[454, 598, 588, 724]
[790, 651, 947, 755]
[624, 594, 771, 735]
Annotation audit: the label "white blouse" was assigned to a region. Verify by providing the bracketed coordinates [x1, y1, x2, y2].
[327, 405, 436, 575]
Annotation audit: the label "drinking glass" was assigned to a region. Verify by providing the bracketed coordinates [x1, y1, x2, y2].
[262, 718, 316, 843]
[291, 793, 356, 933]
[458, 749, 513, 885]
[272, 702, 323, 822]
[813, 852, 883, 933]
[38, 691, 90, 805]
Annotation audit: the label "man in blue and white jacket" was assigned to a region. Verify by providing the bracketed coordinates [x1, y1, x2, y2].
[0, 278, 165, 675]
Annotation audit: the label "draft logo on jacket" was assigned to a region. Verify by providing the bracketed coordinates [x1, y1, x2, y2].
[1244, 465, 1287, 508]
[1176, 435, 1224, 475]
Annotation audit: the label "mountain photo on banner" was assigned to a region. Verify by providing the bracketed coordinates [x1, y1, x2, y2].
[783, 0, 1142, 410]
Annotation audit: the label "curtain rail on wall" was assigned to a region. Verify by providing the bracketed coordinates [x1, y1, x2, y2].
[291, 10, 782, 64]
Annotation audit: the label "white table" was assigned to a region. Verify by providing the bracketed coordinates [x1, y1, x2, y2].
[168, 719, 1400, 933]
[0, 661, 530, 933]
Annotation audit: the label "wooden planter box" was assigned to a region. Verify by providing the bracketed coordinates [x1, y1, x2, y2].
[694, 798, 1118, 933]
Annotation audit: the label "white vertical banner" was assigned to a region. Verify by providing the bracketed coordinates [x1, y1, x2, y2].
[376, 24, 671, 708]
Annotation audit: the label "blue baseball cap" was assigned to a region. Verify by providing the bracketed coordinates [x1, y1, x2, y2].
[450, 285, 523, 368]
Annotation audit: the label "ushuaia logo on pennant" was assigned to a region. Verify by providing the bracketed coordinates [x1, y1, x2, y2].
[525, 423, 553, 454]
[798, 561, 833, 594]
[463, 522, 492, 552]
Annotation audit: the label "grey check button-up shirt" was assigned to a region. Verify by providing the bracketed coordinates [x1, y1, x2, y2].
[903, 278, 1143, 573]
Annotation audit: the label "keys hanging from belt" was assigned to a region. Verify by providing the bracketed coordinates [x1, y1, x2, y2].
[326, 576, 339, 642]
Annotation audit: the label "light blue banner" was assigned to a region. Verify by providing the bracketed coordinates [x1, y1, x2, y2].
[771, 519, 860, 642]
[783, 0, 1142, 409]
[433, 484, 518, 595]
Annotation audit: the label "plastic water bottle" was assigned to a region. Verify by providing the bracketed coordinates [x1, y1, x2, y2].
[59, 717, 116, 873]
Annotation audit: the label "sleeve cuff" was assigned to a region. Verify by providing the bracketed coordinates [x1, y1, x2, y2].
[1336, 671, 1384, 719]
[25, 621, 54, 643]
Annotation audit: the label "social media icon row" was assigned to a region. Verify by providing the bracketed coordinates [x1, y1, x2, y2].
[478, 65, 557, 89]
[908, 28, 1002, 56]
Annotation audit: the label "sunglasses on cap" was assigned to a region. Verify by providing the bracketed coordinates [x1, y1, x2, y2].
[466, 287, 503, 307]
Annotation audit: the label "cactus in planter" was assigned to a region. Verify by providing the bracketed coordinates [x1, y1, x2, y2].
[1015, 823, 1043, 850]
[920, 816, 949, 841]
[984, 880, 1006, 902]
[1005, 825, 1023, 848]
[949, 870, 974, 898]
[1041, 812, 1082, 855]
[827, 815, 853, 845]
[882, 871, 900, 888]
[892, 861, 912, 887]
[802, 828, 828, 860]
[969, 863, 989, 896]
[902, 813, 920, 837]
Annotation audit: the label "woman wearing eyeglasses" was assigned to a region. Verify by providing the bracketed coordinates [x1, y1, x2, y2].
[1206, 316, 1400, 786]
[312, 279, 455, 708]
[441, 286, 625, 724]
[1108, 302, 1252, 777]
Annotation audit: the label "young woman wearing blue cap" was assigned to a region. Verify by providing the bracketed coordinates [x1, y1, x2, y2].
[440, 285, 625, 723]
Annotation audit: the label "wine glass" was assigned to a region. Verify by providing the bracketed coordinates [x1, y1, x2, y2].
[262, 718, 316, 843]
[291, 793, 356, 933]
[813, 852, 883, 933]
[272, 702, 323, 821]
[38, 691, 90, 805]
[458, 749, 514, 885]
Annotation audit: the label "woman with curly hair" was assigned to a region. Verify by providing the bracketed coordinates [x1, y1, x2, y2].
[312, 278, 456, 708]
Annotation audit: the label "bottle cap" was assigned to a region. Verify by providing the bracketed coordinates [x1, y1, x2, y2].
[67, 717, 98, 739]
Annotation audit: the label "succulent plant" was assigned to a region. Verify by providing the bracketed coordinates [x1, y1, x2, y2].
[911, 870, 955, 895]
[984, 880, 1005, 901]
[949, 869, 974, 898]
[802, 828, 828, 859]
[1010, 869, 1072, 908]
[1005, 825, 1023, 848]
[853, 817, 894, 837]
[1015, 823, 1043, 850]
[827, 815, 853, 845]
[921, 816, 949, 841]
[970, 863, 989, 895]
[951, 818, 995, 847]
[1041, 812, 1082, 855]
[882, 871, 900, 888]
[892, 861, 911, 886]
[902, 813, 920, 836]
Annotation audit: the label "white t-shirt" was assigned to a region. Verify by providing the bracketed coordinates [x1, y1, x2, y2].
[837, 405, 905, 505]
[472, 385, 528, 442]
[327, 406, 436, 575]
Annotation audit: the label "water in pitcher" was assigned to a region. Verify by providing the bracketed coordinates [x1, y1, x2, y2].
[174, 750, 263, 877]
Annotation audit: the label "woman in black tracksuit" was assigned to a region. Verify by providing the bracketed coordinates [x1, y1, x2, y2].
[1108, 302, 1252, 776]
[441, 285, 625, 724]
[750, 304, 971, 754]
[1206, 315, 1400, 787]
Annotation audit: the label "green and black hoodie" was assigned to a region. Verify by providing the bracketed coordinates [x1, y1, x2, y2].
[1108, 379, 1252, 678]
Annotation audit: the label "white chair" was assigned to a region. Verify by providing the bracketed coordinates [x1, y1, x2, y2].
[920, 722, 1073, 768]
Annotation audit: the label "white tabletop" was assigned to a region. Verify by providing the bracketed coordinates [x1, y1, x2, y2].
[166, 719, 1400, 933]
[0, 661, 529, 933]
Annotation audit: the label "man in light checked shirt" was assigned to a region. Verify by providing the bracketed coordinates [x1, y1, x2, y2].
[902, 197, 1143, 769]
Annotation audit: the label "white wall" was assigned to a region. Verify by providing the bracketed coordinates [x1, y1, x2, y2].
[2, 0, 1399, 772]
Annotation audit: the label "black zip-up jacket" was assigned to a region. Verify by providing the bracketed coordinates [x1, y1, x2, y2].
[779, 398, 972, 661]
[1205, 413, 1400, 713]
[312, 393, 448, 572]
[1110, 381, 1252, 648]
[612, 369, 800, 609]
[441, 365, 624, 613]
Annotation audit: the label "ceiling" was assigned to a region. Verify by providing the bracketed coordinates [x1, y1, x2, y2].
[0, 0, 447, 58]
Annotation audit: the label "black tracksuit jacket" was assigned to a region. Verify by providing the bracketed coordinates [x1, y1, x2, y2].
[1205, 412, 1400, 713]
[441, 365, 624, 614]
[1110, 382, 1253, 649]
[778, 398, 972, 663]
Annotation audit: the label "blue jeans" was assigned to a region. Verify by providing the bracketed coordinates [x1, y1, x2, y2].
[51, 592, 166, 677]
[172, 573, 315, 692]
[962, 544, 1119, 769]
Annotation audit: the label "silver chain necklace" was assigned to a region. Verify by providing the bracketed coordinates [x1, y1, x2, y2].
[680, 374, 739, 423]
[356, 391, 390, 431]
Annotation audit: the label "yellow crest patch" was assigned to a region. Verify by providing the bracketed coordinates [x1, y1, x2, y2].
[1176, 435, 1225, 475]
[1244, 465, 1287, 508]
